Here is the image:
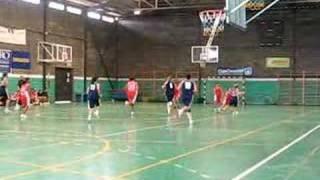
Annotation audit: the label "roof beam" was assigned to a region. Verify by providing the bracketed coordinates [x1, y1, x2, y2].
[163, 0, 173, 6]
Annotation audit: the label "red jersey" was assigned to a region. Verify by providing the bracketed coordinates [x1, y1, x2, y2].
[174, 86, 180, 100]
[20, 83, 30, 96]
[225, 91, 233, 104]
[126, 80, 139, 104]
[19, 83, 31, 107]
[214, 86, 223, 97]
[127, 80, 138, 93]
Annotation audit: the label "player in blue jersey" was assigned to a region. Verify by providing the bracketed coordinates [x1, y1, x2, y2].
[162, 75, 175, 115]
[177, 74, 197, 124]
[87, 77, 101, 121]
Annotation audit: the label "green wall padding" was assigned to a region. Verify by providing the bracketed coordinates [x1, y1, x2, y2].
[5, 76, 282, 105]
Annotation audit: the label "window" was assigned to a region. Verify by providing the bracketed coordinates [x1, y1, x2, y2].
[87, 12, 101, 20]
[21, 0, 40, 5]
[102, 16, 114, 23]
[66, 6, 82, 15]
[48, 1, 65, 11]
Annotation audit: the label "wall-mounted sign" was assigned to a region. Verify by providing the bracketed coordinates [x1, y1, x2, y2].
[266, 57, 290, 68]
[12, 51, 31, 70]
[217, 66, 253, 76]
[0, 49, 12, 72]
[0, 25, 26, 45]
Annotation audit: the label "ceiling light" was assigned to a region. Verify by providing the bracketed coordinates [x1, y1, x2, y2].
[107, 12, 121, 17]
[134, 10, 141, 15]
[66, 6, 82, 15]
[49, 1, 65, 11]
[87, 11, 101, 20]
[21, 0, 40, 4]
[102, 15, 115, 23]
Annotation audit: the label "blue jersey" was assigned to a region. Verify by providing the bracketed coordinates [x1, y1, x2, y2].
[88, 83, 100, 100]
[165, 81, 175, 95]
[181, 80, 194, 99]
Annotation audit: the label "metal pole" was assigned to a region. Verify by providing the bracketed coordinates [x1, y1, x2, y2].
[302, 71, 305, 105]
[115, 21, 120, 88]
[317, 73, 320, 105]
[292, 8, 297, 75]
[83, 10, 88, 93]
[198, 65, 202, 103]
[292, 8, 297, 105]
[42, 0, 47, 91]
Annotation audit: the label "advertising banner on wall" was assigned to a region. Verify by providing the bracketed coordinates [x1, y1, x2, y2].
[0, 49, 12, 72]
[266, 57, 290, 68]
[11, 51, 31, 70]
[0, 25, 26, 45]
[217, 66, 253, 76]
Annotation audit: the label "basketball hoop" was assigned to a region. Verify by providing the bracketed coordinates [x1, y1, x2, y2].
[199, 10, 226, 37]
[246, 0, 265, 11]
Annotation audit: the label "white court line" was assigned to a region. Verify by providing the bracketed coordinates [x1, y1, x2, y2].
[232, 124, 320, 180]
[32, 114, 170, 122]
[200, 174, 211, 179]
[185, 168, 197, 173]
[174, 164, 183, 168]
[145, 156, 157, 160]
[100, 116, 213, 138]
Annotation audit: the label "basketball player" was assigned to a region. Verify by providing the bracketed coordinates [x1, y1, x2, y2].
[87, 77, 101, 121]
[15, 76, 24, 111]
[222, 88, 232, 111]
[0, 73, 10, 113]
[213, 84, 223, 112]
[162, 75, 175, 115]
[125, 77, 139, 116]
[178, 74, 197, 124]
[229, 84, 240, 115]
[173, 79, 181, 107]
[19, 78, 31, 119]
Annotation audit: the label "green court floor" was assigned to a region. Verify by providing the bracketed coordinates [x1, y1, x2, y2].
[0, 103, 319, 180]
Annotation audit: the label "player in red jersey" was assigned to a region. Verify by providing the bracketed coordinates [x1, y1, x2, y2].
[19, 78, 31, 119]
[213, 84, 224, 112]
[125, 77, 139, 116]
[222, 88, 232, 111]
[173, 80, 181, 107]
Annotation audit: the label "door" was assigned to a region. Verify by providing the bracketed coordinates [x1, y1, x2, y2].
[55, 67, 73, 102]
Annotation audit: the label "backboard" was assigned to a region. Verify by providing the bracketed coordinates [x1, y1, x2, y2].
[226, 0, 247, 30]
[37, 41, 72, 65]
[191, 46, 219, 64]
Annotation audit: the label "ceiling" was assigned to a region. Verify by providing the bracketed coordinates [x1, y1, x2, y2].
[66, 0, 320, 17]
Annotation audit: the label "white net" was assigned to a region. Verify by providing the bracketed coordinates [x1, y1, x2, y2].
[199, 10, 226, 37]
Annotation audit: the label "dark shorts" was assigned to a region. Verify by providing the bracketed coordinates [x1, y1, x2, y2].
[166, 93, 174, 102]
[182, 97, 193, 107]
[88, 98, 100, 108]
[0, 87, 8, 102]
[229, 96, 238, 107]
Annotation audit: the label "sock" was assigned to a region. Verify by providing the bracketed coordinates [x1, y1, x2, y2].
[178, 108, 184, 118]
[88, 111, 92, 120]
[94, 110, 99, 117]
[186, 112, 193, 123]
[167, 102, 172, 114]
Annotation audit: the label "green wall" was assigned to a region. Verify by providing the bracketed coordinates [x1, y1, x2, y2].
[6, 76, 281, 105]
[202, 79, 279, 105]
[7, 76, 119, 102]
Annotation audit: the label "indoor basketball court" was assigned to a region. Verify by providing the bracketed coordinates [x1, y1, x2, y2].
[0, 0, 320, 179]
